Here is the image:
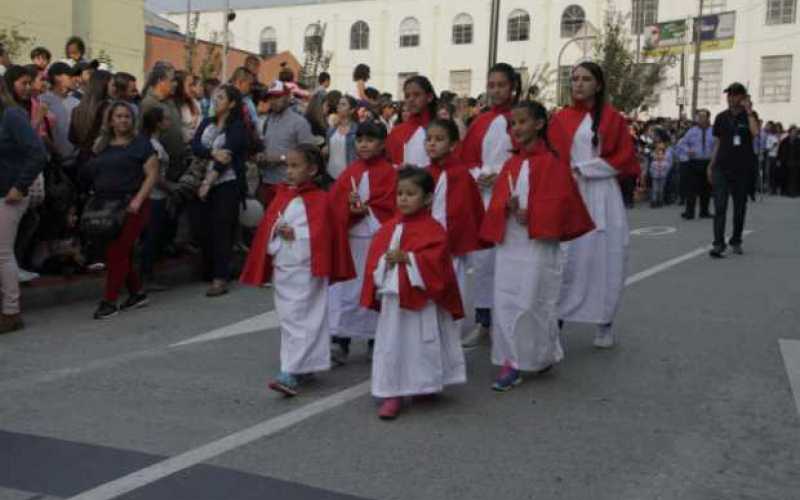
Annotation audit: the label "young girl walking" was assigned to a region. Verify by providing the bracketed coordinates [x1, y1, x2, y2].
[481, 101, 595, 391]
[361, 168, 466, 420]
[424, 118, 487, 312]
[386, 76, 438, 168]
[328, 121, 397, 364]
[240, 145, 353, 396]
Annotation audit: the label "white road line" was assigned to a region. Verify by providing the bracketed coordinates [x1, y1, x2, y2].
[65, 381, 372, 500]
[64, 240, 736, 499]
[779, 339, 800, 417]
[170, 311, 279, 347]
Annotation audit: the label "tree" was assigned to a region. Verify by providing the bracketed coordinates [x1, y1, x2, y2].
[184, 12, 200, 74]
[593, 8, 674, 114]
[199, 31, 223, 81]
[95, 49, 114, 72]
[523, 62, 558, 106]
[0, 27, 35, 61]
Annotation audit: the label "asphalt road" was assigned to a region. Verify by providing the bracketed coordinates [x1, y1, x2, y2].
[1, 197, 799, 500]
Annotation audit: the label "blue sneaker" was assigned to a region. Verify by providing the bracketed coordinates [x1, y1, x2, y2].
[269, 372, 299, 397]
[492, 363, 522, 392]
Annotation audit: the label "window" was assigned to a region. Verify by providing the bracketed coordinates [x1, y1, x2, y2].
[304, 23, 322, 53]
[398, 72, 419, 97]
[450, 70, 472, 96]
[452, 13, 474, 45]
[350, 21, 369, 50]
[561, 5, 586, 38]
[631, 0, 659, 34]
[697, 59, 723, 106]
[766, 0, 797, 25]
[702, 0, 726, 14]
[399, 17, 420, 47]
[259, 27, 277, 57]
[507, 9, 530, 42]
[761, 55, 793, 102]
[558, 65, 572, 105]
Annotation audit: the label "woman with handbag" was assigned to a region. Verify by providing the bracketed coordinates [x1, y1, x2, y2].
[84, 101, 159, 319]
[0, 79, 46, 333]
[190, 85, 249, 297]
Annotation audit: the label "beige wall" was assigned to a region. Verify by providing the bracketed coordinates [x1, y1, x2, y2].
[0, 0, 145, 80]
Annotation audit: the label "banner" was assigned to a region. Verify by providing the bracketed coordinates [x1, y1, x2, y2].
[642, 11, 736, 57]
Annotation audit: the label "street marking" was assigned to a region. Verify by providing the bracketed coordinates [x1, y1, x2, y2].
[65, 380, 372, 500]
[625, 230, 753, 287]
[63, 238, 749, 498]
[779, 339, 800, 417]
[170, 311, 279, 347]
[630, 226, 677, 237]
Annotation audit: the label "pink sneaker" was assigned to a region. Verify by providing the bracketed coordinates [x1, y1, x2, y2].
[378, 397, 402, 420]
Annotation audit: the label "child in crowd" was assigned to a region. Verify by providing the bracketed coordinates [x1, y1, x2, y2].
[31, 205, 85, 276]
[328, 121, 397, 364]
[480, 101, 594, 391]
[424, 118, 487, 320]
[648, 142, 672, 207]
[240, 144, 353, 397]
[386, 76, 437, 168]
[361, 168, 466, 420]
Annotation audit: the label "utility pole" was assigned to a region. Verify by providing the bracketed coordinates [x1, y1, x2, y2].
[222, 0, 230, 81]
[690, 0, 705, 118]
[185, 0, 191, 36]
[488, 0, 500, 69]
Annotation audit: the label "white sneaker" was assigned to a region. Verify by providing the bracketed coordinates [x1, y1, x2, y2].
[18, 269, 39, 283]
[462, 325, 490, 348]
[593, 324, 615, 349]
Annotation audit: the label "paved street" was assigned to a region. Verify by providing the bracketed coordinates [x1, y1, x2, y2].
[1, 197, 799, 500]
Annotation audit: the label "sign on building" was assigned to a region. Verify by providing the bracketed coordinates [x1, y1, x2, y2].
[643, 11, 736, 57]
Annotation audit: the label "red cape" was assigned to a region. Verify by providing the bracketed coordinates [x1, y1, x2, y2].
[480, 142, 595, 243]
[386, 110, 431, 166]
[360, 211, 464, 320]
[426, 154, 491, 256]
[329, 156, 398, 230]
[460, 105, 512, 168]
[548, 102, 640, 178]
[240, 182, 355, 286]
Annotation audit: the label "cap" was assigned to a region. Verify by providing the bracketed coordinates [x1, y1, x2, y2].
[47, 61, 72, 79]
[724, 82, 748, 95]
[266, 80, 291, 97]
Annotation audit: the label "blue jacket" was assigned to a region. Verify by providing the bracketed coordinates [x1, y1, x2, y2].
[327, 123, 358, 166]
[0, 106, 46, 197]
[192, 117, 249, 198]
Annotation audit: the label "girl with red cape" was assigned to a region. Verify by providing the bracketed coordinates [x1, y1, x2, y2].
[240, 145, 354, 397]
[361, 168, 466, 420]
[548, 62, 640, 349]
[480, 101, 594, 391]
[327, 121, 397, 364]
[459, 63, 521, 348]
[385, 76, 437, 168]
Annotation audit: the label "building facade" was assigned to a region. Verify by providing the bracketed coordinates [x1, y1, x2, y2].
[166, 0, 800, 123]
[1, 0, 146, 81]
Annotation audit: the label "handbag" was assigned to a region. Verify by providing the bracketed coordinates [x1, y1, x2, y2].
[80, 195, 130, 240]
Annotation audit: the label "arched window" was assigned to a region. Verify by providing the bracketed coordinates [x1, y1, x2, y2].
[452, 13, 474, 45]
[304, 23, 322, 53]
[507, 9, 530, 42]
[350, 21, 370, 50]
[399, 17, 420, 48]
[260, 27, 277, 57]
[561, 5, 586, 38]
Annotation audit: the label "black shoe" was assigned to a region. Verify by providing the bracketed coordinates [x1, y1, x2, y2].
[120, 293, 149, 311]
[681, 212, 694, 220]
[94, 301, 119, 319]
[709, 246, 726, 259]
[731, 244, 743, 255]
[699, 212, 713, 219]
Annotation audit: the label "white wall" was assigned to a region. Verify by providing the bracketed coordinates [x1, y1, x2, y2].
[168, 0, 800, 124]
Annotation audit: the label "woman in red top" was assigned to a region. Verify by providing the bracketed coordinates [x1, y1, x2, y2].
[385, 76, 437, 168]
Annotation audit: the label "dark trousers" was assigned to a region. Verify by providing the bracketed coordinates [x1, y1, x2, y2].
[686, 159, 712, 217]
[140, 198, 169, 277]
[678, 162, 690, 203]
[712, 169, 748, 248]
[104, 201, 150, 302]
[189, 182, 240, 281]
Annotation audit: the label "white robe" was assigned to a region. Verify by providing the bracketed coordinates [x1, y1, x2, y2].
[492, 162, 564, 371]
[371, 224, 467, 398]
[328, 172, 381, 339]
[559, 114, 629, 325]
[404, 126, 430, 168]
[268, 197, 331, 374]
[468, 114, 514, 310]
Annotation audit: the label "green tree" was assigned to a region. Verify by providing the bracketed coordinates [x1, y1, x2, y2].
[0, 27, 35, 61]
[593, 9, 674, 113]
[95, 48, 114, 71]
